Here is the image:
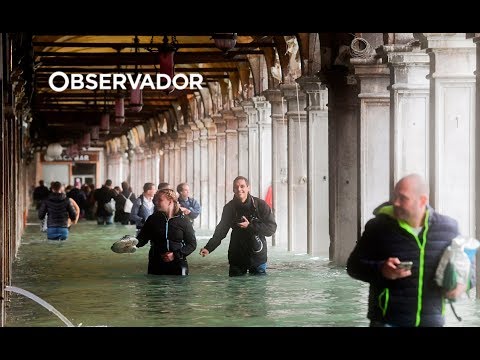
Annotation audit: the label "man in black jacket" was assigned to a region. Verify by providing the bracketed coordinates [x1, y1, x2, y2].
[347, 173, 462, 327]
[38, 181, 77, 240]
[200, 176, 277, 276]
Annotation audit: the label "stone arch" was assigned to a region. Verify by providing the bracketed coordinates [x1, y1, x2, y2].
[297, 33, 321, 76]
[228, 72, 241, 102]
[247, 54, 269, 95]
[283, 35, 302, 83]
[237, 61, 254, 100]
[198, 87, 213, 117]
[171, 101, 184, 127]
[207, 82, 221, 114]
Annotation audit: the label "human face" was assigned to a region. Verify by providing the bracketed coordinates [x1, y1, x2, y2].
[392, 179, 427, 226]
[157, 194, 172, 213]
[233, 179, 250, 203]
[144, 186, 156, 199]
[179, 185, 190, 200]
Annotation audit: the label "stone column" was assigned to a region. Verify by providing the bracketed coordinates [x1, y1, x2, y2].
[322, 68, 360, 265]
[297, 76, 330, 256]
[264, 89, 288, 249]
[154, 150, 160, 186]
[185, 127, 194, 187]
[351, 56, 391, 231]
[473, 34, 480, 261]
[380, 38, 431, 182]
[159, 140, 165, 182]
[282, 83, 308, 253]
[242, 100, 260, 196]
[169, 139, 176, 186]
[425, 33, 476, 236]
[213, 113, 226, 224]
[254, 96, 272, 200]
[191, 125, 201, 200]
[199, 124, 209, 229]
[163, 140, 170, 186]
[233, 106, 249, 179]
[173, 138, 181, 187]
[178, 130, 187, 183]
[206, 119, 217, 229]
[224, 110, 238, 201]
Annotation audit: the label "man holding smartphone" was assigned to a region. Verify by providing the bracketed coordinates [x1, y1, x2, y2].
[199, 176, 277, 276]
[347, 174, 461, 327]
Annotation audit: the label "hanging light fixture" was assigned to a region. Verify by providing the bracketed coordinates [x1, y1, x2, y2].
[115, 94, 125, 125]
[81, 132, 91, 149]
[91, 125, 100, 142]
[114, 48, 125, 125]
[100, 90, 110, 135]
[158, 35, 176, 79]
[130, 35, 143, 112]
[212, 33, 237, 53]
[146, 35, 178, 94]
[100, 112, 110, 135]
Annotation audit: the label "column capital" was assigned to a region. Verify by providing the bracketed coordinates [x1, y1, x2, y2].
[296, 75, 328, 111]
[263, 88, 283, 103]
[471, 33, 480, 44]
[424, 33, 475, 49]
[280, 83, 306, 101]
[353, 63, 390, 78]
[211, 113, 224, 124]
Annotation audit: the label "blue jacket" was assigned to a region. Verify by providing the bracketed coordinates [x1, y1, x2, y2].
[129, 195, 155, 229]
[178, 197, 201, 222]
[346, 204, 458, 327]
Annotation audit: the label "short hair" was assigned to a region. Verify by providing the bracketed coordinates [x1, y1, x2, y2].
[176, 182, 188, 193]
[158, 182, 171, 190]
[121, 181, 129, 191]
[143, 182, 155, 192]
[105, 179, 112, 187]
[51, 181, 62, 192]
[233, 176, 249, 187]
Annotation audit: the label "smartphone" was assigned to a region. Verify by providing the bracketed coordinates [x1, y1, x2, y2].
[397, 261, 413, 270]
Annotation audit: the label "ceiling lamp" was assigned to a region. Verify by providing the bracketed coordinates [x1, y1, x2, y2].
[46, 143, 63, 159]
[146, 35, 178, 94]
[212, 33, 237, 53]
[115, 94, 125, 125]
[91, 126, 100, 142]
[130, 87, 143, 112]
[100, 112, 110, 135]
[81, 132, 91, 149]
[130, 35, 143, 112]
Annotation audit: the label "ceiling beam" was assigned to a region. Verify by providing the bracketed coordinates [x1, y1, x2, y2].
[33, 42, 276, 49]
[37, 54, 250, 66]
[35, 67, 238, 73]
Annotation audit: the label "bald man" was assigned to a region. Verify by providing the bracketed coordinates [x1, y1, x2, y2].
[347, 174, 460, 327]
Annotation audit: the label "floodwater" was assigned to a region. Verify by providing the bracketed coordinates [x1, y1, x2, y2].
[5, 216, 480, 327]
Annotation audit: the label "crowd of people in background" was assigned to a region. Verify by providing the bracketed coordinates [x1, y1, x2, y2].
[32, 178, 203, 233]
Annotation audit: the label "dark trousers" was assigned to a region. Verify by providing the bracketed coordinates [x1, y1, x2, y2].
[148, 258, 189, 276]
[229, 263, 267, 277]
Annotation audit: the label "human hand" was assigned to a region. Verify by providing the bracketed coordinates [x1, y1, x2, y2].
[161, 252, 174, 262]
[200, 248, 209, 257]
[381, 257, 412, 280]
[237, 216, 250, 229]
[445, 283, 467, 300]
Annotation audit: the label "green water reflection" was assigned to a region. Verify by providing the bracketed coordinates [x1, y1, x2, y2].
[6, 218, 479, 327]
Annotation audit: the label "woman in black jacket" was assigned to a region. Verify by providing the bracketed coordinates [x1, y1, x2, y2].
[136, 188, 197, 275]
